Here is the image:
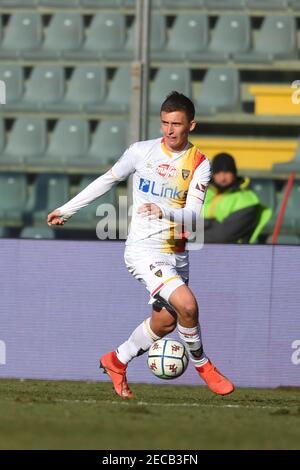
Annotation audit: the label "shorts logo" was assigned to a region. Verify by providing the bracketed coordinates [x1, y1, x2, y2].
[156, 164, 178, 179]
[182, 169, 190, 180]
[149, 264, 156, 271]
[139, 178, 151, 192]
[154, 269, 163, 277]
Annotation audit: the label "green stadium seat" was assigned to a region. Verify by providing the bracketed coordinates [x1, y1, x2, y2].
[160, 0, 205, 7]
[150, 67, 192, 114]
[20, 226, 55, 239]
[81, 0, 123, 6]
[289, 0, 300, 10]
[266, 234, 300, 245]
[0, 117, 47, 165]
[245, 0, 288, 9]
[0, 1, 37, 6]
[148, 120, 163, 140]
[196, 68, 240, 115]
[99, 66, 130, 113]
[204, 0, 245, 9]
[27, 174, 70, 224]
[193, 15, 251, 62]
[39, 1, 80, 6]
[67, 13, 126, 60]
[158, 13, 208, 62]
[60, 66, 107, 112]
[235, 16, 297, 62]
[0, 64, 24, 110]
[274, 181, 300, 232]
[65, 175, 118, 230]
[0, 13, 42, 59]
[33, 13, 84, 59]
[44, 119, 90, 165]
[19, 65, 65, 111]
[0, 173, 27, 226]
[250, 179, 276, 212]
[0, 227, 11, 237]
[87, 120, 128, 167]
[120, 14, 167, 61]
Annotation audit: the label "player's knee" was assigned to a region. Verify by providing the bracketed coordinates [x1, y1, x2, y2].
[161, 320, 177, 335]
[177, 301, 198, 323]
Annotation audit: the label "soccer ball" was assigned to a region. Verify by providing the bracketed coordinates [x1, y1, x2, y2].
[147, 338, 189, 380]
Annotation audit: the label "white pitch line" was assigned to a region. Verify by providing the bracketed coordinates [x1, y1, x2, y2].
[55, 399, 281, 410]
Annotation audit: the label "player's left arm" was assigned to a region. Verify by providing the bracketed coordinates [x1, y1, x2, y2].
[138, 158, 211, 224]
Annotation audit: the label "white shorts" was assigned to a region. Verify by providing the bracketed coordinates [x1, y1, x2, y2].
[124, 246, 189, 307]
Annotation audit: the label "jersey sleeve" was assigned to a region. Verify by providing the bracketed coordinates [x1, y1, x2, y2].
[160, 157, 211, 224]
[57, 144, 139, 219]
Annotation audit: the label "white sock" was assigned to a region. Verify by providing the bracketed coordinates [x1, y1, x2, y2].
[116, 318, 160, 365]
[178, 323, 208, 367]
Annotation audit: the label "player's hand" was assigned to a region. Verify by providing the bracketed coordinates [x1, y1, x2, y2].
[137, 203, 162, 220]
[47, 209, 65, 226]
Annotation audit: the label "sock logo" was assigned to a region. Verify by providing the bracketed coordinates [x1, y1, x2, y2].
[0, 340, 6, 365]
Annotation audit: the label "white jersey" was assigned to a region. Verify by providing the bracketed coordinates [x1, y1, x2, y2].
[57, 138, 211, 253]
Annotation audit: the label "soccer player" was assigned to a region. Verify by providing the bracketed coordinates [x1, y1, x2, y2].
[47, 92, 234, 399]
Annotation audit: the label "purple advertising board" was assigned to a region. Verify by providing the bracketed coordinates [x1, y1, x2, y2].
[0, 239, 299, 388]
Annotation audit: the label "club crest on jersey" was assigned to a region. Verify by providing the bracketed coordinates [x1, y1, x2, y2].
[156, 164, 178, 179]
[182, 169, 190, 180]
[154, 269, 163, 277]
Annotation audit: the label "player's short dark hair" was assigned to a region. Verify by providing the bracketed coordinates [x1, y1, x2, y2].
[160, 91, 195, 121]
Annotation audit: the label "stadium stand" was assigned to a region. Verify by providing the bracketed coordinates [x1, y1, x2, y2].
[0, 0, 299, 243]
[20, 226, 55, 239]
[0, 172, 27, 226]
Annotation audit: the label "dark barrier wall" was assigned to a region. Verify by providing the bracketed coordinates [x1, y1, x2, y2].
[0, 239, 299, 388]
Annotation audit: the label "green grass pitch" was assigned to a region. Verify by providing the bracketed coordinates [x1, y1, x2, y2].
[0, 379, 299, 449]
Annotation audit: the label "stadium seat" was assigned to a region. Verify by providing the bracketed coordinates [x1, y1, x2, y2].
[150, 67, 192, 113]
[38, 1, 80, 6]
[289, 0, 300, 10]
[65, 175, 118, 230]
[0, 173, 27, 226]
[266, 234, 300, 245]
[148, 120, 163, 140]
[80, 0, 123, 6]
[67, 13, 126, 60]
[44, 119, 90, 165]
[0, 12, 42, 59]
[33, 13, 84, 59]
[0, 117, 47, 165]
[19, 65, 65, 111]
[245, 0, 288, 9]
[20, 226, 55, 239]
[0, 1, 37, 6]
[0, 64, 24, 110]
[193, 14, 251, 62]
[250, 179, 276, 212]
[59, 65, 107, 112]
[204, 0, 246, 8]
[274, 181, 300, 232]
[87, 120, 128, 167]
[0, 227, 10, 237]
[99, 66, 130, 113]
[235, 16, 297, 62]
[120, 14, 167, 61]
[159, 0, 205, 7]
[27, 174, 70, 224]
[196, 68, 240, 115]
[158, 13, 209, 61]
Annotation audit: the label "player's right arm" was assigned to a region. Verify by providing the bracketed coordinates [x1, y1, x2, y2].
[47, 144, 139, 226]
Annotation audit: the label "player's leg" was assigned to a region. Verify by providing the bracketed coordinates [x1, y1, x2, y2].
[100, 305, 177, 399]
[167, 284, 234, 396]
